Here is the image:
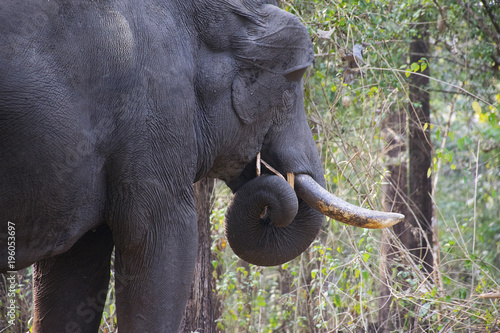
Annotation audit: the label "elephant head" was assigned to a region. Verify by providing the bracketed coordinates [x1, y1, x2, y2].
[195, 1, 404, 266]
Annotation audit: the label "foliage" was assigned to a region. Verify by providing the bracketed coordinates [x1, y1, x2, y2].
[212, 0, 500, 332]
[0, 268, 32, 332]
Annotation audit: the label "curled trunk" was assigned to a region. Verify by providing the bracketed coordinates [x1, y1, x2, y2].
[225, 175, 323, 266]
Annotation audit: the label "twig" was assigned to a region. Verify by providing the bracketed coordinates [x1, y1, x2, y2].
[260, 159, 285, 181]
[471, 140, 480, 297]
[472, 140, 480, 257]
[428, 89, 472, 96]
[456, 0, 500, 45]
[368, 67, 496, 108]
[0, 325, 13, 333]
[479, 0, 500, 35]
[478, 293, 500, 299]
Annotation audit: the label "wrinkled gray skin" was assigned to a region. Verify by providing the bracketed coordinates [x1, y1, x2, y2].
[0, 0, 325, 331]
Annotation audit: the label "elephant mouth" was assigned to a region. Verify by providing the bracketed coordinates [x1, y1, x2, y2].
[256, 153, 404, 229]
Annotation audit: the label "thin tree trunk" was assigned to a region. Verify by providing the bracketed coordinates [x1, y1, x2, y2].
[379, 109, 411, 332]
[379, 22, 433, 333]
[408, 25, 433, 276]
[180, 177, 217, 333]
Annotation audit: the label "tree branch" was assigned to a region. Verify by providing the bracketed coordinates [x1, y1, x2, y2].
[409, 52, 493, 73]
[480, 0, 500, 35]
[428, 89, 470, 96]
[456, 0, 500, 45]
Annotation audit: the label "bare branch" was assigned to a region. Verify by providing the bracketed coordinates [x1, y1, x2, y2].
[480, 0, 500, 35]
[456, 0, 500, 45]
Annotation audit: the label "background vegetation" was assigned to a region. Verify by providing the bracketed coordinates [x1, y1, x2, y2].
[1, 0, 499, 332]
[211, 0, 500, 331]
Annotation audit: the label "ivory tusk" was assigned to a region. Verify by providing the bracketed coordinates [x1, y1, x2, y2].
[256, 152, 261, 177]
[294, 174, 404, 229]
[287, 172, 295, 190]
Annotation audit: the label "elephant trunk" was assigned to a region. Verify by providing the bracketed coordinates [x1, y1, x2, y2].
[224, 174, 323, 266]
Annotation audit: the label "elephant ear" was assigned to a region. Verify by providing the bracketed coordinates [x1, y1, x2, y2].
[231, 4, 314, 124]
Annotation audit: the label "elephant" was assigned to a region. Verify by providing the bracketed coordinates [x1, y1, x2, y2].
[0, 0, 403, 331]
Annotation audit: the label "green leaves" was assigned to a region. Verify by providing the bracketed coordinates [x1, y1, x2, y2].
[410, 61, 420, 73]
[406, 58, 429, 77]
[256, 296, 267, 307]
[472, 101, 482, 114]
[334, 294, 342, 308]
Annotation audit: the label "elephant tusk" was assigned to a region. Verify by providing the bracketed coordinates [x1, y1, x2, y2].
[294, 174, 404, 229]
[287, 172, 295, 190]
[256, 152, 262, 177]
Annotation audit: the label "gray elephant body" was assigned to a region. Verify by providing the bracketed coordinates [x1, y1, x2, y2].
[0, 0, 322, 331]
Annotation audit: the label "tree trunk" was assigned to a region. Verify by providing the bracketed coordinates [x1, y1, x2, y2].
[407, 25, 434, 276]
[180, 177, 217, 333]
[379, 22, 433, 333]
[379, 109, 411, 332]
